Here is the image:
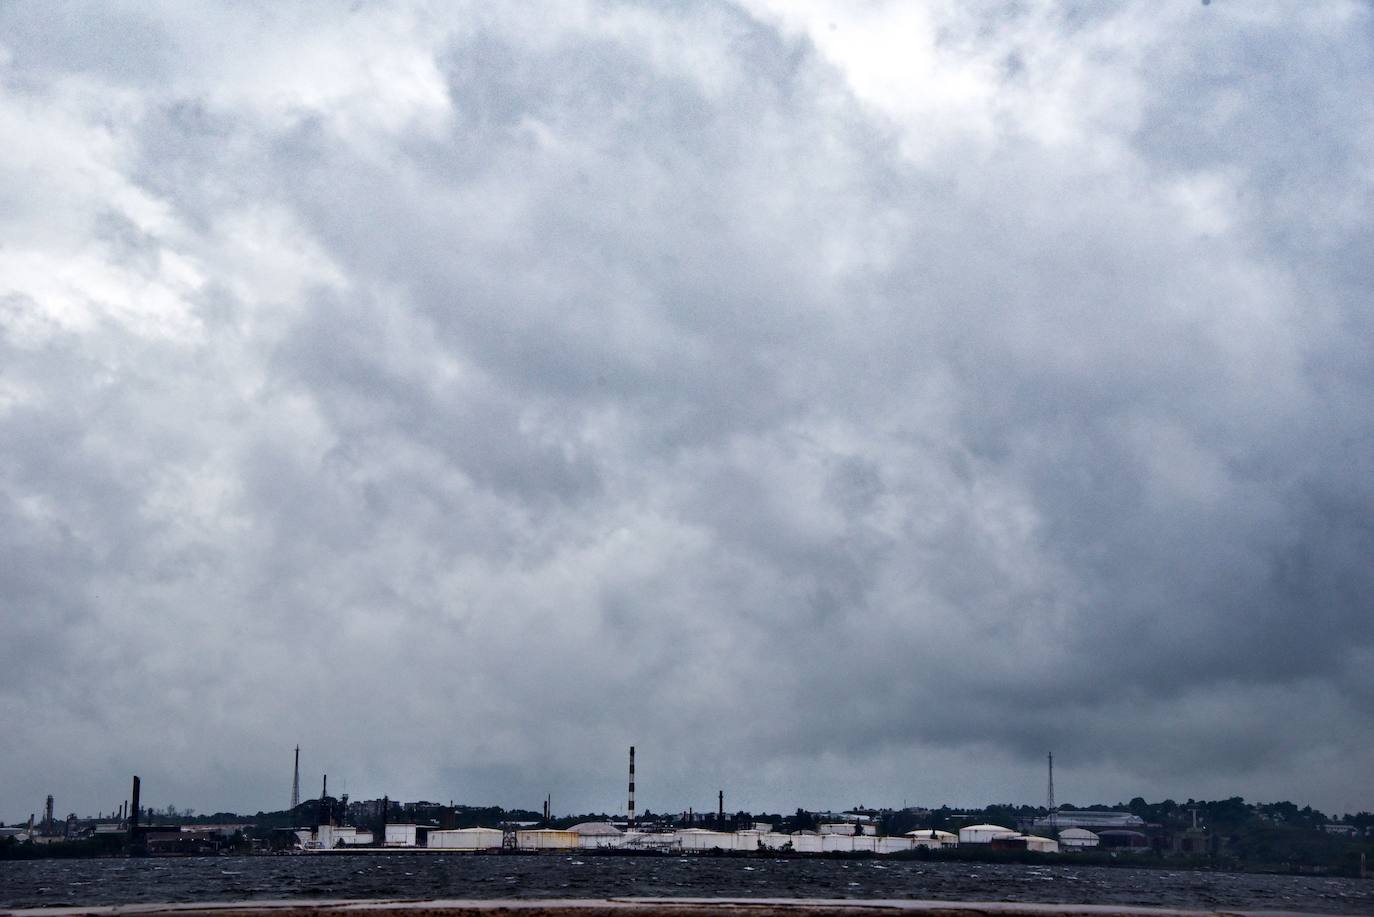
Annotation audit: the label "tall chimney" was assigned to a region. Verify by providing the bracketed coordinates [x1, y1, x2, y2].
[627, 746, 636, 830]
[129, 776, 141, 835]
[291, 746, 301, 810]
[128, 775, 144, 854]
[718, 789, 724, 827]
[1046, 752, 1056, 829]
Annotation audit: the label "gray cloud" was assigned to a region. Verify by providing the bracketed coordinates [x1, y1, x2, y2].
[2, 0, 1372, 820]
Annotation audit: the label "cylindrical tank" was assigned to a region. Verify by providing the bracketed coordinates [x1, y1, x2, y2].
[822, 834, 855, 852]
[517, 829, 579, 850]
[877, 836, 914, 854]
[428, 828, 503, 850]
[958, 823, 1016, 844]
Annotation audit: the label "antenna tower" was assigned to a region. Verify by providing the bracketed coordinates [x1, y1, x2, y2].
[291, 746, 301, 810]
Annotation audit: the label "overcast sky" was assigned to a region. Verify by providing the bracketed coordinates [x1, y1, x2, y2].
[2, 0, 1373, 823]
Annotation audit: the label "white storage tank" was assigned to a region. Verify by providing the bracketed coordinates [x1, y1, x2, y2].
[1058, 828, 1100, 849]
[517, 829, 579, 850]
[822, 834, 855, 852]
[622, 831, 679, 851]
[851, 836, 877, 852]
[905, 829, 957, 848]
[790, 833, 825, 853]
[877, 836, 914, 854]
[385, 824, 419, 847]
[762, 832, 794, 851]
[427, 827, 503, 850]
[819, 823, 860, 836]
[958, 823, 1016, 844]
[732, 830, 765, 851]
[1019, 834, 1060, 853]
[674, 828, 729, 851]
[321, 826, 369, 847]
[568, 822, 624, 849]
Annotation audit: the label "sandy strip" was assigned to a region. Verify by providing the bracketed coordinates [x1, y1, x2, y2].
[0, 898, 1334, 917]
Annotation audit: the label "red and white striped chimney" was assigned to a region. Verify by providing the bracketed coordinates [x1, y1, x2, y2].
[627, 746, 636, 830]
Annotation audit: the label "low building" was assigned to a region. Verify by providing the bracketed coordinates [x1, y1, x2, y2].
[1032, 811, 1145, 831]
[1170, 827, 1208, 855]
[1097, 829, 1150, 849]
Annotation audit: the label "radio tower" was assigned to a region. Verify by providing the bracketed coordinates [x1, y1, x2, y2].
[627, 746, 636, 830]
[1046, 752, 1056, 830]
[290, 746, 301, 810]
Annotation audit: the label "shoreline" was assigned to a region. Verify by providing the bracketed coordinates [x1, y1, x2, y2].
[0, 845, 1355, 880]
[0, 898, 1341, 917]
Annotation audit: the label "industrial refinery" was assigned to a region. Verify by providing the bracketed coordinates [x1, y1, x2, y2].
[292, 820, 1055, 855]
[14, 746, 1363, 864]
[283, 747, 1067, 856]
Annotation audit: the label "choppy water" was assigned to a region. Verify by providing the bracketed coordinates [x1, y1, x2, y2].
[1, 855, 1370, 913]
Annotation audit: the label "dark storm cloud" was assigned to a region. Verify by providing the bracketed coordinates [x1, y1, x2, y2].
[1, 0, 1372, 819]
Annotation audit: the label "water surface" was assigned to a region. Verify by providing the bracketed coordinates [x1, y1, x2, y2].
[1, 855, 1369, 914]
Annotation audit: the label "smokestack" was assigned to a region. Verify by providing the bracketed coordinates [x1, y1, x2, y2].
[291, 746, 301, 810]
[129, 776, 141, 836]
[627, 746, 636, 830]
[44, 795, 54, 832]
[1046, 752, 1056, 831]
[718, 789, 724, 827]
